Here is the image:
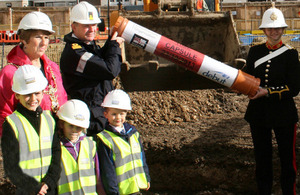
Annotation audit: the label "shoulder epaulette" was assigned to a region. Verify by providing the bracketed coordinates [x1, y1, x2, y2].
[71, 43, 82, 50]
[251, 42, 264, 47]
[285, 44, 294, 50]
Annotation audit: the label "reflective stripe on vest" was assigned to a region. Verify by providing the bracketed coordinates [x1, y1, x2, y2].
[6, 111, 54, 182]
[97, 130, 148, 195]
[58, 137, 97, 195]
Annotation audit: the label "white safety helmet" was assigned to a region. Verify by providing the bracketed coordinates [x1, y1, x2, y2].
[70, 1, 101, 24]
[101, 89, 132, 110]
[12, 65, 48, 95]
[17, 11, 55, 34]
[57, 99, 90, 129]
[259, 3, 288, 29]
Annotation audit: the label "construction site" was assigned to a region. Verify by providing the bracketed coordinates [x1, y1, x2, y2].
[1, 0, 300, 194]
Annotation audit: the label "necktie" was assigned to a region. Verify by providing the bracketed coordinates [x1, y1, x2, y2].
[121, 129, 126, 135]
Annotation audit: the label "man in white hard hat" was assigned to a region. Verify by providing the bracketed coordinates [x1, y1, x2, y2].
[244, 3, 300, 195]
[60, 1, 124, 136]
[1, 65, 61, 195]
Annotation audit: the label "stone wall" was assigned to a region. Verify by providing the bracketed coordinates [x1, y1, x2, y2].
[222, 1, 300, 31]
[0, 2, 300, 35]
[0, 6, 113, 36]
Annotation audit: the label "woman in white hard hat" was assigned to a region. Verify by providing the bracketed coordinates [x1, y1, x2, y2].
[0, 11, 68, 137]
[244, 3, 300, 194]
[1, 65, 61, 195]
[60, 1, 124, 136]
[56, 99, 106, 195]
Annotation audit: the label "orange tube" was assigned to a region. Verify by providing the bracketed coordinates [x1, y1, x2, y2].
[114, 16, 260, 97]
[231, 70, 260, 97]
[112, 16, 129, 37]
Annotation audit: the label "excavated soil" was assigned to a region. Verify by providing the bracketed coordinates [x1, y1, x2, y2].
[1, 88, 300, 195]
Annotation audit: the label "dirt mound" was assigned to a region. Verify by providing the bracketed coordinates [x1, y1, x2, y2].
[127, 89, 247, 127]
[128, 89, 300, 195]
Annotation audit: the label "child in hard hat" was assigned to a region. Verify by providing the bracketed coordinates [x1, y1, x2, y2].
[96, 89, 151, 195]
[56, 99, 106, 195]
[1, 65, 61, 195]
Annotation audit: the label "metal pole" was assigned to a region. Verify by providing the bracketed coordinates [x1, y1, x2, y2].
[107, 0, 110, 35]
[9, 8, 12, 30]
[1, 42, 4, 69]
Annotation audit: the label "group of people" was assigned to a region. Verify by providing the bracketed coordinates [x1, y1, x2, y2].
[0, 1, 299, 195]
[0, 1, 150, 195]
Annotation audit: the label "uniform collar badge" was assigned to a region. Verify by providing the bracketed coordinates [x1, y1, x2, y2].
[266, 40, 282, 50]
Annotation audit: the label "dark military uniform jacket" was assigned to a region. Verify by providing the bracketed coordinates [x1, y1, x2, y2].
[244, 42, 300, 127]
[60, 33, 122, 135]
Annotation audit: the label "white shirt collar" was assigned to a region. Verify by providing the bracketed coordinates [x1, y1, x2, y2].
[110, 125, 125, 133]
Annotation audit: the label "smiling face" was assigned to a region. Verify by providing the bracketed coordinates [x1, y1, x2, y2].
[263, 28, 284, 45]
[60, 121, 85, 143]
[15, 91, 44, 111]
[21, 30, 50, 61]
[72, 22, 97, 43]
[104, 108, 127, 128]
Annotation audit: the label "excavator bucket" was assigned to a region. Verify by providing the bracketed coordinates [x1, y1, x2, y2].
[115, 10, 241, 91]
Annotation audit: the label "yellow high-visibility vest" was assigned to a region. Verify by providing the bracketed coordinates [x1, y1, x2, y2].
[97, 130, 148, 195]
[6, 110, 54, 182]
[58, 136, 97, 195]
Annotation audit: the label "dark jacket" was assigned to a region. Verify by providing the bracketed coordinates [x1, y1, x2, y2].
[244, 43, 300, 127]
[60, 33, 122, 135]
[96, 123, 151, 195]
[1, 103, 61, 195]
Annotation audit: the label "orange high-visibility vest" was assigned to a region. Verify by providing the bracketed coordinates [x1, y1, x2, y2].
[197, 0, 203, 11]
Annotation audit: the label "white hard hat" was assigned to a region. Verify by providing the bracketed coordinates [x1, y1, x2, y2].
[57, 99, 90, 129]
[17, 11, 55, 34]
[101, 89, 132, 110]
[70, 1, 101, 24]
[12, 65, 48, 95]
[259, 3, 288, 29]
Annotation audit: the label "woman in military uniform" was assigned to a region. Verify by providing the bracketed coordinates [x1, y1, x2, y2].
[244, 3, 300, 195]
